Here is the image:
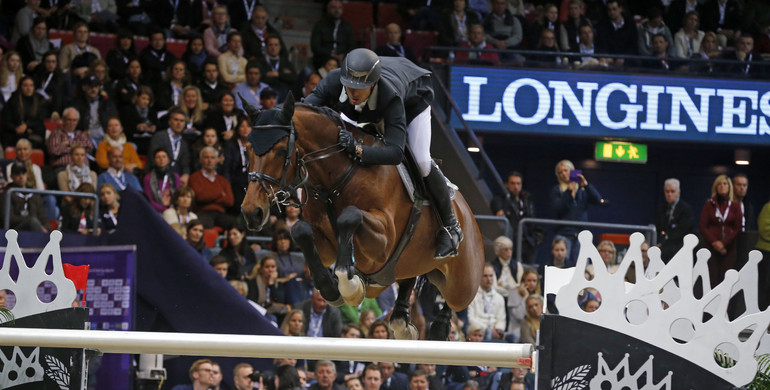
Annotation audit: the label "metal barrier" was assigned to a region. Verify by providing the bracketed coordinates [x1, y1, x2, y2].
[516, 217, 656, 262]
[3, 188, 100, 234]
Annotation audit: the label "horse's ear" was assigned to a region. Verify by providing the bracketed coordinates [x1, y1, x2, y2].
[281, 91, 295, 122]
[238, 93, 260, 121]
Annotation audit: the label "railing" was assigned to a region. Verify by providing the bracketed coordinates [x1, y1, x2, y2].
[3, 188, 100, 234]
[516, 217, 656, 262]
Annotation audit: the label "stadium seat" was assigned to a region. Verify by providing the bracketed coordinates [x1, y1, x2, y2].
[404, 30, 438, 62]
[4, 147, 15, 160]
[342, 1, 374, 45]
[204, 229, 220, 248]
[598, 234, 631, 246]
[362, 27, 386, 49]
[30, 149, 45, 166]
[377, 3, 406, 28]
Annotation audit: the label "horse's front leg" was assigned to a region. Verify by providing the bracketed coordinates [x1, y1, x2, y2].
[389, 277, 419, 340]
[335, 205, 366, 306]
[291, 220, 344, 306]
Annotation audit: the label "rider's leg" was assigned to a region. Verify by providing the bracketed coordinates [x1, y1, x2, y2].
[407, 107, 463, 259]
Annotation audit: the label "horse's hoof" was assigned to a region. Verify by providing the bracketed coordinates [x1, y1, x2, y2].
[391, 318, 418, 340]
[428, 320, 451, 341]
[335, 270, 365, 306]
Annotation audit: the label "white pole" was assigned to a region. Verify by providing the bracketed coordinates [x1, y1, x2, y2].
[0, 328, 533, 368]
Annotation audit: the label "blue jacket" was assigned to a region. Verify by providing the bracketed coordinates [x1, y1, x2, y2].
[550, 183, 603, 235]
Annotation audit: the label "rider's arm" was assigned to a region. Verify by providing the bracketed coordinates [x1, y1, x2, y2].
[358, 99, 406, 166]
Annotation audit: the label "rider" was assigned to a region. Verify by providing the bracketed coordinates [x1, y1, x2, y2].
[303, 48, 462, 259]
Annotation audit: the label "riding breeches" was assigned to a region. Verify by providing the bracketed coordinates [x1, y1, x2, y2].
[407, 107, 432, 177]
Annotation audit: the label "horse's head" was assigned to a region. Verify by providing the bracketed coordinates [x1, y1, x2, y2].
[240, 92, 299, 231]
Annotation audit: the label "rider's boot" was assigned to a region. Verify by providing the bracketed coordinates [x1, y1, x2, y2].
[424, 164, 463, 259]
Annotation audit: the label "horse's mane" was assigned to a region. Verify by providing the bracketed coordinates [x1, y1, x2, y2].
[296, 102, 342, 124]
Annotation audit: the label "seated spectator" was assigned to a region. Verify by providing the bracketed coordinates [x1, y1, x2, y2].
[88, 59, 113, 97]
[191, 127, 225, 172]
[359, 309, 376, 336]
[506, 268, 540, 342]
[60, 182, 97, 234]
[97, 146, 143, 192]
[17, 17, 54, 72]
[57, 145, 97, 193]
[272, 228, 305, 303]
[149, 107, 191, 185]
[376, 23, 417, 63]
[488, 236, 523, 299]
[116, 0, 152, 36]
[210, 255, 229, 277]
[317, 57, 338, 79]
[0, 51, 23, 105]
[3, 162, 48, 232]
[361, 364, 381, 390]
[528, 3, 561, 50]
[689, 31, 722, 73]
[273, 203, 301, 237]
[218, 32, 248, 87]
[12, 0, 44, 43]
[171, 359, 216, 390]
[70, 0, 119, 33]
[204, 5, 237, 58]
[99, 183, 120, 233]
[528, 28, 563, 65]
[143, 148, 181, 213]
[105, 30, 137, 82]
[484, 0, 524, 52]
[258, 35, 296, 102]
[468, 264, 506, 340]
[59, 22, 102, 76]
[519, 294, 542, 345]
[162, 186, 198, 227]
[280, 309, 305, 336]
[642, 33, 677, 71]
[186, 219, 213, 262]
[720, 34, 761, 77]
[666, 0, 701, 34]
[377, 362, 408, 390]
[73, 73, 118, 145]
[674, 11, 705, 58]
[454, 24, 500, 66]
[204, 91, 243, 141]
[220, 224, 258, 280]
[118, 85, 158, 155]
[181, 37, 208, 83]
[139, 29, 177, 90]
[302, 289, 343, 338]
[33, 51, 71, 116]
[113, 58, 143, 106]
[47, 107, 94, 169]
[197, 60, 230, 106]
[559, 0, 589, 52]
[367, 320, 391, 339]
[233, 363, 256, 390]
[310, 0, 355, 70]
[300, 73, 321, 98]
[3, 76, 47, 149]
[637, 7, 673, 57]
[438, 0, 480, 48]
[595, 0, 638, 67]
[96, 117, 143, 172]
[155, 60, 191, 111]
[248, 253, 290, 323]
[572, 23, 610, 67]
[6, 139, 45, 192]
[177, 85, 207, 140]
[700, 0, 741, 47]
[189, 146, 234, 228]
[260, 87, 277, 109]
[585, 240, 619, 279]
[242, 6, 285, 60]
[234, 61, 269, 110]
[408, 369, 430, 390]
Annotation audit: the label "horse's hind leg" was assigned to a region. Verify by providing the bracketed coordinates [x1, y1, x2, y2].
[389, 277, 419, 340]
[335, 205, 366, 306]
[291, 220, 344, 306]
[427, 303, 452, 341]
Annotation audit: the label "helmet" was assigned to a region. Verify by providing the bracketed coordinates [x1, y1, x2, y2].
[340, 48, 381, 89]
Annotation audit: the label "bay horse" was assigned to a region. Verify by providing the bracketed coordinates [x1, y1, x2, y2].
[240, 93, 484, 340]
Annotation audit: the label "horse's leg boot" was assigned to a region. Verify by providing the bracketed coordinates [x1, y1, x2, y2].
[424, 164, 463, 259]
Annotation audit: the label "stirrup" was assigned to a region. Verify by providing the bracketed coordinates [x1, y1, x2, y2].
[434, 222, 463, 259]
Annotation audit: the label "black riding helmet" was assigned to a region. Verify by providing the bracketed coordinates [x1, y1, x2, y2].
[340, 48, 381, 89]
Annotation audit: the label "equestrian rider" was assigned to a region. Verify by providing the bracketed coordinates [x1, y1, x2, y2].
[303, 48, 462, 259]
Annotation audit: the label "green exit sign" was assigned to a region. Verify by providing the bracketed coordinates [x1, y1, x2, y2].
[595, 142, 647, 163]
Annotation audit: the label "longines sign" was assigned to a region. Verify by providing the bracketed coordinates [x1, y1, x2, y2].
[450, 66, 770, 144]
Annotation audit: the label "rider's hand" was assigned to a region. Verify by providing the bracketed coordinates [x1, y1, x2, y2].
[338, 129, 358, 157]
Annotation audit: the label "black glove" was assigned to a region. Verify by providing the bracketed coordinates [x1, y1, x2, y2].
[338, 129, 358, 156]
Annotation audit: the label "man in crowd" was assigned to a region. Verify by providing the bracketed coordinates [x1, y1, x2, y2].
[655, 178, 693, 262]
[454, 24, 500, 66]
[483, 0, 523, 51]
[721, 35, 761, 77]
[197, 60, 230, 106]
[377, 362, 408, 390]
[467, 264, 506, 340]
[491, 172, 538, 264]
[4, 162, 48, 233]
[149, 107, 191, 186]
[259, 35, 297, 102]
[310, 0, 355, 69]
[189, 146, 234, 229]
[47, 107, 94, 169]
[16, 17, 54, 71]
[97, 147, 143, 192]
[596, 0, 638, 67]
[301, 289, 342, 338]
[362, 364, 383, 390]
[733, 174, 754, 231]
[375, 23, 416, 63]
[234, 61, 269, 110]
[233, 363, 255, 390]
[242, 6, 285, 60]
[73, 73, 117, 145]
[170, 359, 215, 390]
[311, 360, 343, 390]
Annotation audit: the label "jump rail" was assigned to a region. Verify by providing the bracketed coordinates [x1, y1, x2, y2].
[0, 328, 535, 368]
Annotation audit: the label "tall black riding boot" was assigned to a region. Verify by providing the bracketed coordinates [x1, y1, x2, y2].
[424, 164, 463, 259]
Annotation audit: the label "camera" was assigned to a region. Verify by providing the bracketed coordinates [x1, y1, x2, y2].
[248, 371, 272, 384]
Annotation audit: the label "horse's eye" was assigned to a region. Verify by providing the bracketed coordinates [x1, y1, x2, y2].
[276, 148, 288, 158]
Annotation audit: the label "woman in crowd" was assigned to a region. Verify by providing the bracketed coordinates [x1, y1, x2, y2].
[191, 127, 224, 172]
[106, 30, 137, 81]
[550, 236, 568, 268]
[155, 60, 190, 111]
[280, 309, 305, 336]
[247, 253, 290, 323]
[95, 117, 143, 172]
[585, 240, 619, 279]
[368, 320, 391, 339]
[33, 51, 70, 116]
[3, 75, 47, 148]
[559, 0, 588, 52]
[317, 58, 338, 79]
[203, 5, 236, 58]
[181, 36, 208, 81]
[700, 174, 742, 286]
[143, 148, 180, 213]
[99, 183, 120, 233]
[489, 235, 523, 301]
[178, 85, 207, 140]
[223, 116, 251, 212]
[221, 224, 258, 280]
[506, 268, 540, 341]
[272, 228, 305, 304]
[60, 182, 97, 234]
[217, 32, 247, 86]
[114, 58, 143, 106]
[358, 309, 377, 336]
[204, 91, 242, 141]
[119, 85, 158, 155]
[88, 59, 112, 96]
[185, 219, 213, 262]
[0, 51, 23, 105]
[162, 186, 198, 228]
[674, 11, 704, 58]
[528, 3, 562, 49]
[57, 145, 97, 193]
[438, 0, 480, 47]
[519, 294, 543, 345]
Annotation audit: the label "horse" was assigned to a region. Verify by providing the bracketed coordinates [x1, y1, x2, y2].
[240, 93, 484, 340]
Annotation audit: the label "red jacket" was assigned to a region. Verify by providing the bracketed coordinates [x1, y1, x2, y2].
[699, 196, 742, 248]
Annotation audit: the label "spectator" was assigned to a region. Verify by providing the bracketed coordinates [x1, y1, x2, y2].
[218, 32, 248, 87]
[301, 289, 342, 338]
[162, 186, 198, 227]
[273, 228, 305, 304]
[99, 183, 120, 233]
[118, 85, 158, 155]
[273, 202, 301, 233]
[637, 7, 674, 57]
[438, 0, 481, 47]
[210, 255, 230, 278]
[152, 0, 200, 39]
[211, 363, 224, 390]
[73, 73, 118, 145]
[143, 148, 180, 212]
[733, 174, 753, 231]
[106, 30, 137, 85]
[249, 253, 290, 323]
[171, 359, 215, 390]
[454, 24, 500, 66]
[310, 0, 356, 69]
[528, 3, 561, 50]
[720, 35, 760, 77]
[204, 91, 243, 141]
[60, 182, 97, 234]
[33, 51, 71, 116]
[234, 61, 269, 110]
[57, 145, 97, 193]
[89, 59, 113, 97]
[376, 23, 416, 63]
[3, 162, 48, 232]
[186, 219, 213, 262]
[149, 107, 191, 185]
[377, 362, 408, 390]
[96, 146, 143, 192]
[689, 31, 722, 73]
[233, 363, 255, 390]
[280, 309, 305, 336]
[191, 127, 224, 172]
[275, 364, 302, 390]
[47, 107, 94, 169]
[116, 0, 152, 36]
[468, 264, 506, 340]
[260, 87, 277, 109]
[189, 146, 234, 229]
[483, 0, 523, 51]
[6, 139, 45, 193]
[113, 58, 143, 106]
[177, 85, 207, 139]
[220, 224, 258, 280]
[301, 73, 321, 98]
[550, 159, 603, 266]
[311, 360, 343, 390]
[241, 6, 285, 60]
[528, 28, 562, 65]
[573, 23, 610, 67]
[488, 236, 524, 299]
[757, 199, 770, 309]
[0, 51, 23, 105]
[701, 174, 742, 286]
[59, 22, 102, 76]
[491, 172, 538, 264]
[12, 0, 44, 43]
[583, 298, 600, 312]
[585, 240, 619, 279]
[17, 17, 53, 72]
[359, 309, 376, 335]
[258, 35, 297, 102]
[339, 296, 381, 328]
[642, 33, 676, 71]
[227, 0, 258, 31]
[361, 364, 382, 390]
[335, 324, 365, 382]
[181, 36, 208, 82]
[549, 236, 568, 268]
[595, 0, 638, 66]
[70, 0, 119, 33]
[139, 29, 177, 90]
[559, 0, 589, 52]
[197, 60, 229, 105]
[674, 11, 704, 58]
[506, 268, 540, 342]
[666, 0, 701, 34]
[155, 60, 191, 111]
[655, 178, 693, 263]
[346, 377, 364, 390]
[203, 5, 237, 58]
[317, 58, 338, 79]
[700, 0, 741, 47]
[519, 294, 542, 345]
[96, 117, 143, 172]
[3, 76, 47, 148]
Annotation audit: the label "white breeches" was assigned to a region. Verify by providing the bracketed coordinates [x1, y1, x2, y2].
[407, 107, 433, 177]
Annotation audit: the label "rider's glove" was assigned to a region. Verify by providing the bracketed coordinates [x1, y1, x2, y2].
[338, 129, 360, 160]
